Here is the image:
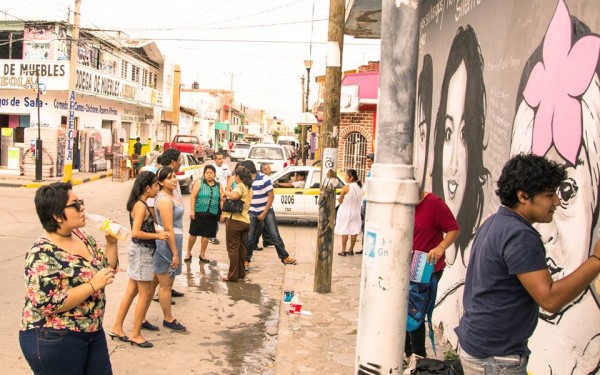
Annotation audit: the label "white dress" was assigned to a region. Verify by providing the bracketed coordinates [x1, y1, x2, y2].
[334, 182, 363, 235]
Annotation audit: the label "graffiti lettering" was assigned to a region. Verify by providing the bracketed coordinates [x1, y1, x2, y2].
[454, 0, 483, 22]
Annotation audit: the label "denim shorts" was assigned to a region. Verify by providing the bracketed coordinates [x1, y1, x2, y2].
[460, 347, 528, 375]
[127, 242, 155, 281]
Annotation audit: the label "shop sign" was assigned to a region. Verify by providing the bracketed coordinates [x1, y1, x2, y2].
[0, 60, 68, 90]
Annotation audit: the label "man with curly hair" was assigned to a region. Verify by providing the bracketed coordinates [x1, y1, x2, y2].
[456, 153, 600, 374]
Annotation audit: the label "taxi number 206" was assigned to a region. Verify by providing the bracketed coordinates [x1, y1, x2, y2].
[280, 195, 295, 204]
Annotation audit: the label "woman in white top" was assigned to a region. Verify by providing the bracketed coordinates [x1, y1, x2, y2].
[335, 169, 363, 256]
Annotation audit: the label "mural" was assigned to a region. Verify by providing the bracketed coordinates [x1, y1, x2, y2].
[415, 0, 600, 373]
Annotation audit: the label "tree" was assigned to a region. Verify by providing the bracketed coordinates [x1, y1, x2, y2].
[272, 130, 280, 142]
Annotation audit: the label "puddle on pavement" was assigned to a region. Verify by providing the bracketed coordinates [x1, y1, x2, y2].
[179, 260, 279, 374]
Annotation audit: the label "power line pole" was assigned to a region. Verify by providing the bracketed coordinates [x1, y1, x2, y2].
[313, 0, 344, 293]
[63, 0, 81, 182]
[355, 2, 420, 374]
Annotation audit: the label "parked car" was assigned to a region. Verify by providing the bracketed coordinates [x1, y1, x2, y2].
[140, 152, 202, 194]
[246, 143, 294, 174]
[269, 166, 346, 221]
[230, 142, 251, 161]
[163, 135, 207, 163]
[282, 144, 298, 166]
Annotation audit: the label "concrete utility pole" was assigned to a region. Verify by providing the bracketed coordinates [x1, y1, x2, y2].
[63, 0, 81, 182]
[355, 1, 420, 374]
[313, 0, 344, 293]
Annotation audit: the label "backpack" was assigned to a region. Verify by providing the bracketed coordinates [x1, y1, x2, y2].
[414, 358, 464, 375]
[407, 274, 439, 354]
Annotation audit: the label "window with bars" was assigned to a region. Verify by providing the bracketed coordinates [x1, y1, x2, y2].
[90, 48, 100, 69]
[142, 69, 148, 86]
[342, 132, 368, 183]
[131, 65, 140, 82]
[121, 61, 128, 79]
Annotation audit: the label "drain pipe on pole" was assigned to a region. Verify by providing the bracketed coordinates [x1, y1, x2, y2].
[355, 1, 420, 374]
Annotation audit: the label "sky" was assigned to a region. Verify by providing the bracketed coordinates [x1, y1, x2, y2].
[1, 0, 381, 123]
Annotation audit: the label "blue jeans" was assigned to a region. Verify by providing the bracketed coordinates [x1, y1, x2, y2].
[19, 327, 112, 375]
[246, 209, 289, 262]
[460, 348, 527, 375]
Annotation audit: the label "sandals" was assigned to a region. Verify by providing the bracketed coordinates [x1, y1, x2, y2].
[355, 250, 363, 255]
[338, 251, 355, 256]
[199, 256, 210, 263]
[183, 256, 192, 263]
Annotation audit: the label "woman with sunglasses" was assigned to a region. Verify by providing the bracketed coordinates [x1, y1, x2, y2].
[109, 171, 169, 348]
[19, 182, 118, 374]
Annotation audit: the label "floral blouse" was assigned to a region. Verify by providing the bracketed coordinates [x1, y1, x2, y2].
[20, 229, 109, 332]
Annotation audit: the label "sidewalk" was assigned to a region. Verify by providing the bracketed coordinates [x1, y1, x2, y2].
[275, 228, 449, 374]
[0, 169, 113, 188]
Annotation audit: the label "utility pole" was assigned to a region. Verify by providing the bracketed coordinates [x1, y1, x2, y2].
[63, 0, 81, 182]
[313, 0, 344, 293]
[355, 1, 420, 374]
[33, 70, 43, 182]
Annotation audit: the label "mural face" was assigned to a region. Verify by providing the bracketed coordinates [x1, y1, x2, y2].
[413, 54, 434, 190]
[442, 61, 468, 216]
[417, 0, 600, 373]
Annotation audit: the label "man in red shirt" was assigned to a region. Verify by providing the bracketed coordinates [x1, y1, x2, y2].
[404, 188, 460, 374]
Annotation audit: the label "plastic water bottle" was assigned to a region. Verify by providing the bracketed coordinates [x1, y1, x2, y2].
[289, 293, 302, 331]
[86, 213, 130, 240]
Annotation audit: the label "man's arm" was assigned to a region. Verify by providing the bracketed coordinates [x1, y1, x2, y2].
[259, 191, 274, 221]
[518, 240, 600, 313]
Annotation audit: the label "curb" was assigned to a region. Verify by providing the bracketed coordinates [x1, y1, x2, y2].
[0, 171, 113, 189]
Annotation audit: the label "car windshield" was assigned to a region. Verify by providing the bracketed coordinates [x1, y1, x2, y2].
[249, 147, 284, 160]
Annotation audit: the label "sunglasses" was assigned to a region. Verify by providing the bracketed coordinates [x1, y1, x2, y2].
[65, 199, 85, 212]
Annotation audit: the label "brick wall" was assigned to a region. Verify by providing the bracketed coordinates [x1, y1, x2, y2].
[337, 111, 375, 179]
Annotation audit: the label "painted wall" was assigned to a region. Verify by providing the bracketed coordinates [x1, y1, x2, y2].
[414, 0, 599, 373]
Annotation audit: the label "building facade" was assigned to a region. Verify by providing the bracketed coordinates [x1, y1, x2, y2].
[0, 21, 167, 176]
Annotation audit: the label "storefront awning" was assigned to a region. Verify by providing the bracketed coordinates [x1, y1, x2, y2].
[215, 122, 230, 131]
[341, 72, 379, 102]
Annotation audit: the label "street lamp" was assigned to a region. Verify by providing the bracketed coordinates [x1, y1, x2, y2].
[302, 59, 313, 166]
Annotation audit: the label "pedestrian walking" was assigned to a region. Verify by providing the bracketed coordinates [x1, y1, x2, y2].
[151, 166, 186, 331]
[221, 166, 253, 282]
[403, 188, 459, 374]
[456, 154, 600, 374]
[19, 182, 118, 373]
[110, 171, 169, 348]
[335, 169, 363, 256]
[186, 165, 222, 263]
[241, 160, 296, 271]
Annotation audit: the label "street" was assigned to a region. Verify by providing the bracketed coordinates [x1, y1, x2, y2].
[0, 159, 382, 375]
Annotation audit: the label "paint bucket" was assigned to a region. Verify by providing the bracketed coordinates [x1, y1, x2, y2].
[283, 290, 294, 303]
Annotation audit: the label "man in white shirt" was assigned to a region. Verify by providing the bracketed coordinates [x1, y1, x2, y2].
[210, 152, 231, 244]
[274, 173, 306, 189]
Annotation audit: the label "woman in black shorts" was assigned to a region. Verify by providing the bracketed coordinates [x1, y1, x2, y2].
[186, 165, 223, 263]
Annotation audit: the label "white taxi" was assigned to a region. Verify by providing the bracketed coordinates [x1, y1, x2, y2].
[269, 166, 346, 221]
[140, 152, 203, 194]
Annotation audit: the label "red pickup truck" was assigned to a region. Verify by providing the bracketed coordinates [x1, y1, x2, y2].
[164, 135, 206, 162]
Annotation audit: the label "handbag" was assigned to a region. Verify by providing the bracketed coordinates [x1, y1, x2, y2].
[222, 198, 244, 213]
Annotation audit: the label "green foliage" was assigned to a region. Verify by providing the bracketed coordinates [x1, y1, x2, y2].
[272, 130, 280, 142]
[444, 348, 459, 361]
[294, 126, 301, 135]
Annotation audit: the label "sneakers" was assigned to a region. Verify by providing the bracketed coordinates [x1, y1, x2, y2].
[403, 354, 423, 375]
[281, 257, 297, 265]
[209, 238, 220, 245]
[141, 321, 159, 331]
[244, 261, 250, 272]
[171, 289, 185, 297]
[163, 319, 186, 331]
